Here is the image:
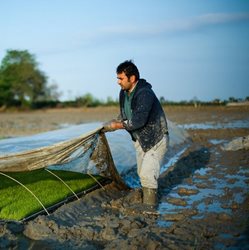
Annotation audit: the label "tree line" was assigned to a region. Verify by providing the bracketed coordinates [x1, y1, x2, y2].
[0, 49, 248, 110]
[0, 49, 60, 108]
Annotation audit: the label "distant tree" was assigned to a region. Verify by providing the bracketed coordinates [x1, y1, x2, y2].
[75, 93, 101, 107]
[212, 98, 221, 104]
[191, 96, 200, 107]
[159, 96, 166, 105]
[106, 96, 118, 106]
[245, 96, 249, 101]
[228, 97, 238, 103]
[0, 79, 13, 107]
[44, 82, 61, 101]
[0, 49, 54, 107]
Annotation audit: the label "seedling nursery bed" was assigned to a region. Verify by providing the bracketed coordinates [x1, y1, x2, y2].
[0, 169, 105, 221]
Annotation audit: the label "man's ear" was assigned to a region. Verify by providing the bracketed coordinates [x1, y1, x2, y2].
[130, 75, 136, 83]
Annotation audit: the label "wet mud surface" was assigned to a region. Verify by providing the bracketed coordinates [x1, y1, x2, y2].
[0, 106, 249, 249]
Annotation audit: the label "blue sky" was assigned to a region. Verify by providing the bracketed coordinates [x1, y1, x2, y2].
[0, 0, 249, 101]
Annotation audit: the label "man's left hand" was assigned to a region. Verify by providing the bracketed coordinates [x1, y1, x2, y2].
[101, 119, 124, 133]
[101, 120, 117, 132]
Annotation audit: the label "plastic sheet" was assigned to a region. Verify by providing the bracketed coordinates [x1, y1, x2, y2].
[0, 121, 189, 186]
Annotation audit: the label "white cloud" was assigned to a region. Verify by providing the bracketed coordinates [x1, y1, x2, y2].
[37, 12, 249, 55]
[99, 12, 249, 37]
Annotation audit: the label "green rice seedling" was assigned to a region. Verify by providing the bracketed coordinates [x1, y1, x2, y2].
[0, 169, 103, 220]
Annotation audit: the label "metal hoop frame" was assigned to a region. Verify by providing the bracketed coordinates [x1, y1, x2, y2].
[0, 172, 50, 215]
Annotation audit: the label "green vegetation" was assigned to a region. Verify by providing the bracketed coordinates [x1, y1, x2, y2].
[0, 49, 60, 108]
[0, 169, 103, 221]
[27, 95, 249, 109]
[0, 49, 248, 110]
[159, 96, 249, 107]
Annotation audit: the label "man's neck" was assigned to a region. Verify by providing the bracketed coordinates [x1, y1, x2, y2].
[128, 81, 138, 95]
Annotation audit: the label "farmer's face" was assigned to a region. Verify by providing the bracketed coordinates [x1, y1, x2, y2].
[117, 72, 135, 92]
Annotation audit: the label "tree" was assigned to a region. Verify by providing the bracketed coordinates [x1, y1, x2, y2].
[0, 49, 51, 107]
[159, 96, 166, 105]
[75, 93, 101, 107]
[106, 96, 118, 106]
[228, 97, 238, 103]
[212, 98, 221, 104]
[44, 82, 61, 101]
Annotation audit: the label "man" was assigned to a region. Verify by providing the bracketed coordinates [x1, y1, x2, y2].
[103, 60, 169, 209]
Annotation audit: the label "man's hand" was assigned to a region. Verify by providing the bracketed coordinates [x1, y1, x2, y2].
[102, 120, 116, 132]
[101, 119, 124, 133]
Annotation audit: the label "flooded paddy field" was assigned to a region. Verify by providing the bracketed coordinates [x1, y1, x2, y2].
[0, 106, 249, 249]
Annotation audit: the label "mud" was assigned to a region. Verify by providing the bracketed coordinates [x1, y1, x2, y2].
[0, 106, 249, 249]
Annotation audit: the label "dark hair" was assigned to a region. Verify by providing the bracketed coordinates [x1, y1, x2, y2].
[116, 60, 140, 81]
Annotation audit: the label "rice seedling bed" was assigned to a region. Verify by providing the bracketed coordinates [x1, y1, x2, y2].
[0, 169, 103, 221]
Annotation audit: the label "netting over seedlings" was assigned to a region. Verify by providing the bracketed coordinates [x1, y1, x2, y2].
[0, 122, 190, 220]
[0, 127, 126, 189]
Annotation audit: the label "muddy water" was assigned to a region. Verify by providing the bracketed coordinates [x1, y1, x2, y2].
[1, 120, 249, 249]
